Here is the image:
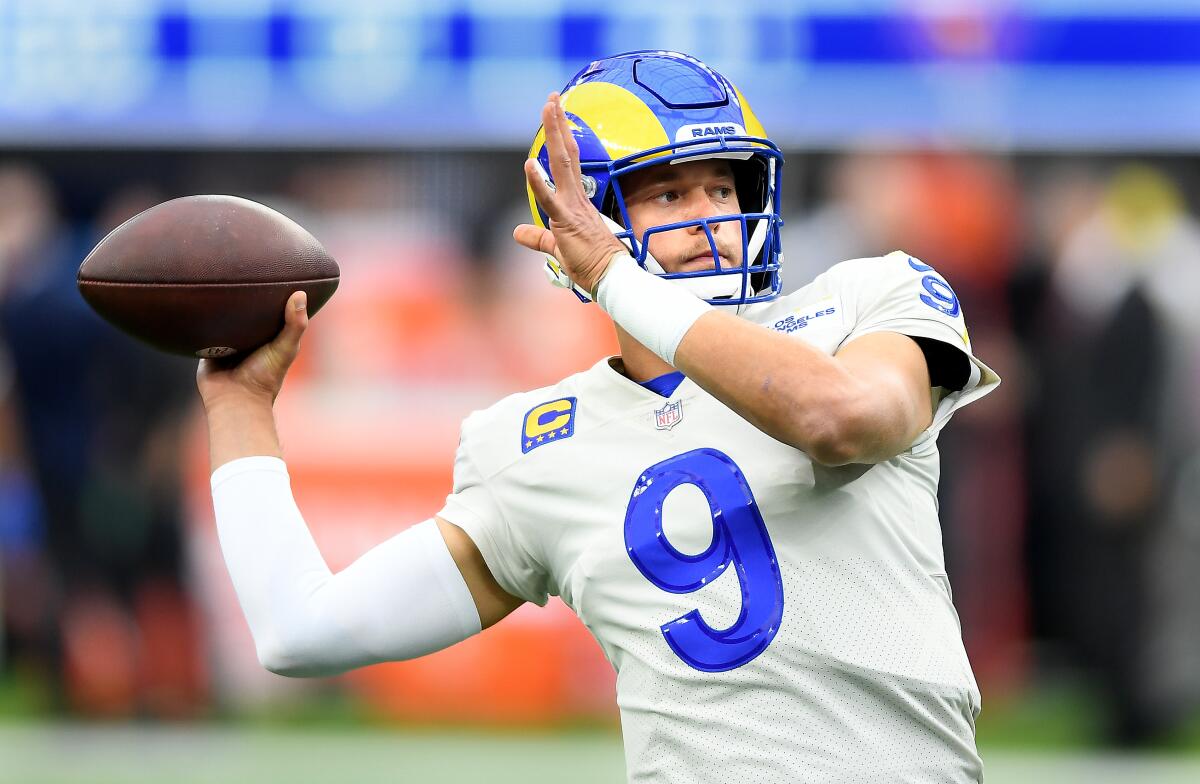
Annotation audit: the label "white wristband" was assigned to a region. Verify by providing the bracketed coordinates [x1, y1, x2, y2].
[594, 252, 712, 366]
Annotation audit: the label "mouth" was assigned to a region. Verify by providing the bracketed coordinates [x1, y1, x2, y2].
[680, 253, 726, 271]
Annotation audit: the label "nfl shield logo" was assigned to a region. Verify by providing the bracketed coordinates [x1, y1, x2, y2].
[654, 400, 683, 431]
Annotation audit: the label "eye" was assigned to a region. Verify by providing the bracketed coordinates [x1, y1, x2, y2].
[712, 186, 734, 201]
[653, 190, 679, 204]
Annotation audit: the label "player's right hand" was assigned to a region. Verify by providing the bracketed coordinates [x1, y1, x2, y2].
[515, 93, 626, 297]
[196, 290, 308, 411]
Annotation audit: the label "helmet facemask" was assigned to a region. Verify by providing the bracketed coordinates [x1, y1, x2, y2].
[601, 140, 783, 309]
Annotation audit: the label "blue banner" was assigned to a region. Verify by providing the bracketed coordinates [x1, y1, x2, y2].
[0, 2, 1198, 149]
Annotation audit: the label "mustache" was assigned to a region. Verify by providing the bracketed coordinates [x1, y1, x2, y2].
[669, 241, 740, 268]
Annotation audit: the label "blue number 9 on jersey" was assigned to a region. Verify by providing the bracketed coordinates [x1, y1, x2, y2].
[624, 448, 784, 672]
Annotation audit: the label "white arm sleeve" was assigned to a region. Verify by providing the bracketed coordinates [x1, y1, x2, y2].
[210, 456, 482, 677]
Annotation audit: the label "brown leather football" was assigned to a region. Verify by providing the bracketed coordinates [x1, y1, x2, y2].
[77, 194, 339, 358]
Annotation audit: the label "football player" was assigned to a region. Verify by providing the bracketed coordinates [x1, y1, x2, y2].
[200, 52, 999, 783]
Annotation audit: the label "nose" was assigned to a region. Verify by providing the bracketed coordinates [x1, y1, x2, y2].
[682, 188, 725, 233]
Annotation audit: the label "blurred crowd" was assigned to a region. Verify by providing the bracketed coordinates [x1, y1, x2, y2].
[0, 149, 1197, 747]
[786, 152, 1200, 745]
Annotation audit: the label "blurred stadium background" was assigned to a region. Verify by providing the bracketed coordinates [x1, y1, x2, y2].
[1, 1, 1199, 781]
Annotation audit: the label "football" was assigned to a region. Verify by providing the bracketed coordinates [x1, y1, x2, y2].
[77, 194, 339, 358]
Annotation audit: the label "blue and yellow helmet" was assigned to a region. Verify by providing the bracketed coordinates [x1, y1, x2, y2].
[527, 50, 784, 307]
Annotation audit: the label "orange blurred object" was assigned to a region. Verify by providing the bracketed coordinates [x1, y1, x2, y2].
[185, 236, 619, 722]
[62, 591, 139, 716]
[345, 602, 616, 723]
[134, 577, 209, 718]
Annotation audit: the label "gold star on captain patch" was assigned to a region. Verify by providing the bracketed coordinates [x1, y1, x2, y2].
[525, 440, 533, 449]
[548, 431, 557, 439]
[536, 435, 544, 443]
[560, 427, 568, 435]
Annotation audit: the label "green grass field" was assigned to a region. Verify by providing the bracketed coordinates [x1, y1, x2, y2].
[2, 672, 1198, 783]
[1, 722, 1200, 784]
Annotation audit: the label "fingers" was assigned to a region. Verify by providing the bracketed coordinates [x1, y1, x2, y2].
[524, 158, 561, 222]
[513, 223, 557, 255]
[541, 94, 569, 184]
[540, 93, 583, 203]
[556, 93, 581, 163]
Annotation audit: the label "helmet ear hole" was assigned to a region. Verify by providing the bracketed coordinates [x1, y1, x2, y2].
[601, 188, 623, 226]
[731, 157, 768, 217]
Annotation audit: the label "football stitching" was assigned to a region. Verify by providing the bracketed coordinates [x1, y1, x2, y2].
[76, 276, 340, 287]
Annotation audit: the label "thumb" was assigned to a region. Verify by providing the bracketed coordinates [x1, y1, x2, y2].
[513, 223, 557, 255]
[274, 290, 309, 358]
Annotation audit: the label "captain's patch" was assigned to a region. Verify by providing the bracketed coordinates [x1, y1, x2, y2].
[521, 397, 577, 454]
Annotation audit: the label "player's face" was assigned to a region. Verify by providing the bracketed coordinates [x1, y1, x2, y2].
[619, 159, 743, 274]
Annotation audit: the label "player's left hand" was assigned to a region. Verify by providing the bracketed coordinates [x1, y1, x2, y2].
[514, 93, 626, 296]
[196, 290, 308, 411]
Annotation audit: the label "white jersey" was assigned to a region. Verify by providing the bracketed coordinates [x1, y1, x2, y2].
[439, 251, 1000, 783]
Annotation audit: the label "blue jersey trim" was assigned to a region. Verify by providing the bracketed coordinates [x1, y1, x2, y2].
[640, 371, 686, 398]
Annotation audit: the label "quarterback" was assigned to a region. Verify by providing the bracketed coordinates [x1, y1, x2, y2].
[200, 52, 999, 783]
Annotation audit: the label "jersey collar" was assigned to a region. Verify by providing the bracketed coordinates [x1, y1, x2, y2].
[591, 357, 693, 406]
